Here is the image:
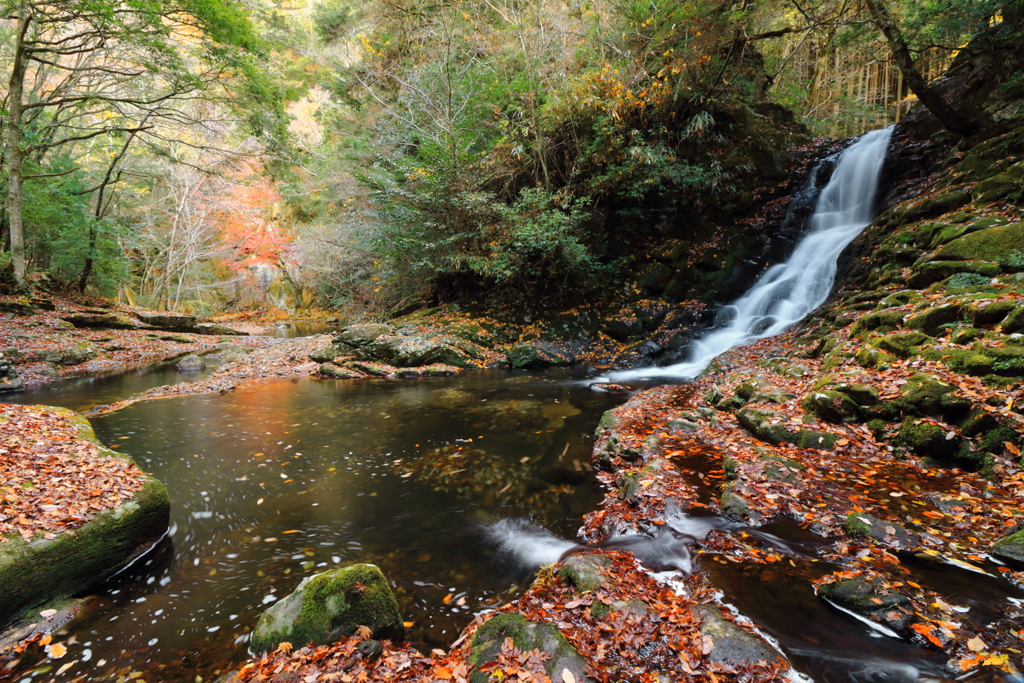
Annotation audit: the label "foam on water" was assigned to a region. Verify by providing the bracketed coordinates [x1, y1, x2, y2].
[607, 126, 894, 382]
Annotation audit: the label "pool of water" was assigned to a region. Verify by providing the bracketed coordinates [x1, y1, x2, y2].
[3, 369, 618, 682]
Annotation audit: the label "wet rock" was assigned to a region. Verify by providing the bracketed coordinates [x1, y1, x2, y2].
[905, 304, 964, 337]
[175, 354, 207, 371]
[694, 605, 786, 668]
[558, 553, 612, 592]
[335, 323, 393, 346]
[759, 455, 804, 482]
[801, 390, 862, 423]
[135, 311, 197, 331]
[844, 513, 920, 550]
[0, 352, 24, 393]
[250, 564, 404, 654]
[816, 577, 913, 636]
[345, 360, 397, 377]
[721, 484, 761, 524]
[319, 363, 365, 379]
[991, 530, 1024, 566]
[506, 342, 572, 369]
[467, 612, 594, 683]
[61, 342, 99, 366]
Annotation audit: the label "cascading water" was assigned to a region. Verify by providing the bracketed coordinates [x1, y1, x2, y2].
[609, 126, 894, 381]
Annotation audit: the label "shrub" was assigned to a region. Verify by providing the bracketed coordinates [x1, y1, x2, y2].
[946, 272, 992, 289]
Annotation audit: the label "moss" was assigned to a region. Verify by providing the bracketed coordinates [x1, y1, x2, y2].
[879, 290, 921, 307]
[795, 430, 839, 450]
[978, 425, 1020, 454]
[950, 327, 985, 345]
[468, 613, 589, 683]
[1002, 307, 1024, 334]
[918, 347, 994, 376]
[992, 530, 1024, 565]
[251, 564, 403, 654]
[760, 455, 804, 482]
[935, 222, 1024, 262]
[589, 602, 612, 619]
[558, 554, 611, 593]
[909, 261, 1001, 288]
[968, 300, 1017, 326]
[867, 419, 889, 434]
[856, 347, 896, 369]
[822, 351, 852, 371]
[850, 311, 905, 336]
[735, 378, 770, 400]
[871, 332, 931, 358]
[843, 512, 872, 537]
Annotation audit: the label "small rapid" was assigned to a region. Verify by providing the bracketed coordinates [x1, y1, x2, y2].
[609, 126, 894, 381]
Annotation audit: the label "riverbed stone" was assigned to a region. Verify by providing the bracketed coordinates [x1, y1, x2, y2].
[844, 513, 920, 550]
[176, 354, 207, 371]
[817, 577, 913, 636]
[558, 553, 612, 593]
[319, 363, 365, 379]
[250, 564, 404, 654]
[736, 407, 796, 445]
[991, 530, 1024, 565]
[0, 352, 24, 393]
[363, 334, 477, 368]
[467, 613, 594, 683]
[694, 605, 786, 668]
[309, 343, 351, 364]
[0, 409, 170, 625]
[195, 322, 247, 336]
[62, 312, 136, 329]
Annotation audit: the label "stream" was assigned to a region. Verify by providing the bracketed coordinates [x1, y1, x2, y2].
[3, 367, 619, 682]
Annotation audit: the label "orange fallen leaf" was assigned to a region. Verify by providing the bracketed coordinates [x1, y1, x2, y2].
[435, 666, 453, 679]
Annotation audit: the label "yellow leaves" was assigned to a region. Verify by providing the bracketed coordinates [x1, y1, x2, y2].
[45, 642, 67, 659]
[275, 642, 293, 654]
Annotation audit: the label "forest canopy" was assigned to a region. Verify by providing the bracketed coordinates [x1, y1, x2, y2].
[1, 0, 1019, 315]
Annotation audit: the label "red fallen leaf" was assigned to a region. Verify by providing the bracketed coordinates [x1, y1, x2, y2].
[478, 661, 500, 672]
[910, 623, 944, 648]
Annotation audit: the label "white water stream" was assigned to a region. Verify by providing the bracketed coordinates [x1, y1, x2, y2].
[609, 126, 894, 381]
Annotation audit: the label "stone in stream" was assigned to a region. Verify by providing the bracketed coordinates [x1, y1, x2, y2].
[467, 612, 594, 683]
[693, 604, 787, 668]
[175, 354, 207, 371]
[991, 530, 1024, 566]
[334, 323, 393, 346]
[250, 563, 404, 653]
[843, 513, 920, 550]
[816, 576, 913, 637]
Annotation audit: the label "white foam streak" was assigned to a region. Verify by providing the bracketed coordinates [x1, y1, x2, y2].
[608, 126, 894, 381]
[484, 519, 576, 569]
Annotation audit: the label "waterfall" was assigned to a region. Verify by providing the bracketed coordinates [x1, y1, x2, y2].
[609, 126, 894, 382]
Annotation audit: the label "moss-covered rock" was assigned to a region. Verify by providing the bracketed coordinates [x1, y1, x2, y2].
[851, 311, 905, 336]
[467, 613, 593, 683]
[319, 363, 365, 379]
[736, 407, 794, 445]
[506, 343, 571, 369]
[843, 513, 919, 549]
[250, 564, 404, 654]
[558, 553, 611, 593]
[309, 343, 352, 364]
[905, 304, 963, 336]
[364, 335, 478, 368]
[834, 383, 880, 406]
[335, 323, 393, 346]
[0, 411, 170, 625]
[908, 261, 1001, 288]
[759, 455, 804, 482]
[879, 290, 921, 307]
[871, 332, 931, 358]
[856, 347, 896, 369]
[934, 222, 1024, 262]
[1002, 306, 1024, 334]
[967, 299, 1017, 326]
[694, 605, 786, 668]
[992, 530, 1024, 565]
[801, 390, 862, 424]
[895, 420, 987, 470]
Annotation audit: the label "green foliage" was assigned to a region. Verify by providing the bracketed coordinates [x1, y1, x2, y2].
[946, 272, 992, 289]
[1004, 249, 1024, 270]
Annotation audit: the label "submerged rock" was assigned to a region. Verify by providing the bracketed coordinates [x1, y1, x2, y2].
[816, 577, 913, 637]
[250, 563, 404, 654]
[844, 513, 920, 550]
[992, 530, 1024, 566]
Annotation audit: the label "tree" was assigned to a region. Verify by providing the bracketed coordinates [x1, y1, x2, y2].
[1, 0, 269, 291]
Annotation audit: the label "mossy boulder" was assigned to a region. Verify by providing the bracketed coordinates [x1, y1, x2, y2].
[802, 390, 862, 424]
[0, 410, 170, 625]
[851, 311, 905, 336]
[735, 377, 772, 400]
[834, 383, 880, 406]
[895, 421, 987, 470]
[950, 327, 986, 345]
[934, 222, 1024, 262]
[309, 343, 352, 364]
[467, 613, 593, 683]
[721, 484, 759, 523]
[968, 299, 1016, 326]
[991, 530, 1024, 566]
[176, 354, 206, 371]
[972, 175, 1022, 203]
[319, 363, 365, 379]
[893, 373, 972, 419]
[135, 311, 197, 331]
[364, 335, 478, 368]
[558, 553, 611, 593]
[1002, 307, 1024, 334]
[694, 605, 786, 668]
[908, 261, 1001, 288]
[737, 407, 794, 445]
[759, 455, 804, 482]
[879, 290, 921, 307]
[195, 322, 247, 336]
[506, 343, 571, 369]
[871, 332, 931, 358]
[905, 304, 963, 337]
[250, 564, 404, 653]
[856, 347, 896, 369]
[335, 323, 393, 346]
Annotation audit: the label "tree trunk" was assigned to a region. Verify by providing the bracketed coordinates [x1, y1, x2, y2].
[5, 0, 31, 291]
[863, 0, 980, 137]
